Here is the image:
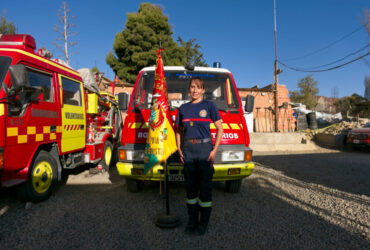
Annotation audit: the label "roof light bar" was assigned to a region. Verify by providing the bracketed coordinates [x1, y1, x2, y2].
[0, 34, 37, 52]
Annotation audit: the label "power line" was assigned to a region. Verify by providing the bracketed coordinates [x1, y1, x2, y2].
[280, 44, 369, 71]
[278, 52, 370, 72]
[282, 25, 366, 61]
[307, 44, 369, 69]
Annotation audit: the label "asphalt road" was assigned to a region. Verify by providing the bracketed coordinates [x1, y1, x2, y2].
[0, 149, 369, 249]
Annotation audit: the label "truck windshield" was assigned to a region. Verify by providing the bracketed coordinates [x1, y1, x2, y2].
[133, 70, 240, 111]
[0, 56, 12, 84]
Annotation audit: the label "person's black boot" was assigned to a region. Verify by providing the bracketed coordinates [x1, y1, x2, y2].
[185, 204, 199, 234]
[184, 222, 197, 234]
[197, 207, 211, 236]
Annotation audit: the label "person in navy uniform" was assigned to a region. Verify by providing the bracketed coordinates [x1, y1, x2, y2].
[175, 77, 223, 235]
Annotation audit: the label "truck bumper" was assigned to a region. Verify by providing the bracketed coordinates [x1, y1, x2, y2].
[116, 162, 254, 181]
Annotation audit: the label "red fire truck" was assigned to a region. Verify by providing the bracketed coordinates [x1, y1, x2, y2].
[116, 64, 255, 193]
[0, 34, 122, 201]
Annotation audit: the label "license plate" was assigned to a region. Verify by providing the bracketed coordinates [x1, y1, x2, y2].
[168, 175, 184, 182]
[228, 168, 241, 175]
[131, 168, 144, 175]
[353, 139, 360, 144]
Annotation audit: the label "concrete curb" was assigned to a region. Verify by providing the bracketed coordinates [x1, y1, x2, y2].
[250, 132, 319, 152]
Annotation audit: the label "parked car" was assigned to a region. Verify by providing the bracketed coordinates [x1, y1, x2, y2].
[347, 122, 370, 148]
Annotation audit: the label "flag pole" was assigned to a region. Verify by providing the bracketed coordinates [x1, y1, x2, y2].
[165, 160, 170, 215]
[155, 160, 180, 228]
[154, 40, 180, 228]
[159, 39, 170, 215]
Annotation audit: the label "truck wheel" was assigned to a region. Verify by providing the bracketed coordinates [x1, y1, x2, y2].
[18, 151, 58, 202]
[225, 179, 242, 193]
[113, 108, 122, 141]
[101, 140, 113, 171]
[126, 178, 143, 192]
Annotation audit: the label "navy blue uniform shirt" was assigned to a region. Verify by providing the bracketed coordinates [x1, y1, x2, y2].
[175, 100, 221, 139]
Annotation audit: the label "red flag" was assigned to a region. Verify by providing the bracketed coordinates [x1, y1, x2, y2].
[144, 49, 177, 175]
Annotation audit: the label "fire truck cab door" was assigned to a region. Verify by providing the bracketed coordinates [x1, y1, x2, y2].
[59, 75, 86, 153]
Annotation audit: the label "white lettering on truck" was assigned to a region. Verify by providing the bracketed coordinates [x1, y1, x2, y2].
[212, 133, 239, 139]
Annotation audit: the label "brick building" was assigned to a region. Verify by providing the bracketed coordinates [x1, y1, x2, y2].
[238, 84, 296, 132]
[96, 74, 134, 96]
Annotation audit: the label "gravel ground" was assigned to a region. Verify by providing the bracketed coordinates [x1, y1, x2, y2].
[0, 149, 369, 249]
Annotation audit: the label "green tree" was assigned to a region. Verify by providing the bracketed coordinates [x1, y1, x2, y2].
[91, 66, 99, 73]
[335, 94, 370, 118]
[0, 12, 16, 34]
[106, 3, 186, 83]
[177, 36, 207, 66]
[290, 75, 319, 110]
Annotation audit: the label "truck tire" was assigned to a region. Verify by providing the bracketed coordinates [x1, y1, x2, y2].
[225, 179, 242, 193]
[17, 151, 58, 202]
[126, 178, 143, 192]
[101, 140, 113, 171]
[113, 108, 122, 142]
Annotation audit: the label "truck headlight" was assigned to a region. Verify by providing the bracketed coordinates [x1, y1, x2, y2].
[221, 150, 252, 162]
[125, 150, 145, 161]
[221, 151, 244, 162]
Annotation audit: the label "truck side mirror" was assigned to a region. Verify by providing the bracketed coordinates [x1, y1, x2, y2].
[8, 64, 30, 91]
[244, 95, 254, 113]
[118, 92, 129, 111]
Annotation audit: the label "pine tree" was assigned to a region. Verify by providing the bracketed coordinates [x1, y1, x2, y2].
[106, 3, 186, 83]
[0, 10, 16, 34]
[177, 36, 208, 67]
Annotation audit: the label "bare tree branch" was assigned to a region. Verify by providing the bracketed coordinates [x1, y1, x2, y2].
[53, 1, 77, 65]
[361, 9, 370, 66]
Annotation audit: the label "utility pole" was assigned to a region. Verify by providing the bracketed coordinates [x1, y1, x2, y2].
[273, 0, 279, 132]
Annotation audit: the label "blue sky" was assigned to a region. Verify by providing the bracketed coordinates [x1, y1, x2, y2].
[2, 0, 369, 98]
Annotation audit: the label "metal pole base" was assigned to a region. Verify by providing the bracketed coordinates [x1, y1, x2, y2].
[155, 213, 181, 228]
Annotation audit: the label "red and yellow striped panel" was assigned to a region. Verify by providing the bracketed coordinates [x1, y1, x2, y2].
[63, 124, 83, 131]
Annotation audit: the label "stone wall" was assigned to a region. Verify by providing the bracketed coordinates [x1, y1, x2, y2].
[315, 96, 338, 114]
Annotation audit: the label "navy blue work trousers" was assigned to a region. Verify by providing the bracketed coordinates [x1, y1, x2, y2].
[182, 141, 214, 207]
